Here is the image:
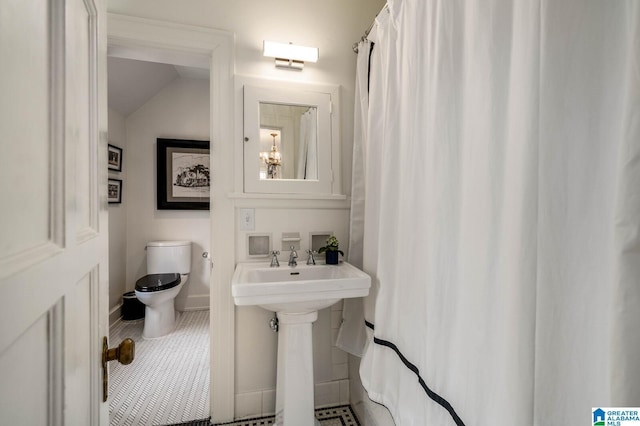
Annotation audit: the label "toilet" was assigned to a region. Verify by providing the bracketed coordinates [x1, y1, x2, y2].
[135, 241, 191, 338]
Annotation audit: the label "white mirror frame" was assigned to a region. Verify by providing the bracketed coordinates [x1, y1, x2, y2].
[242, 79, 342, 196]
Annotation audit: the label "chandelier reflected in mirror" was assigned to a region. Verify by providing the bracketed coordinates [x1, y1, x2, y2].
[260, 132, 282, 179]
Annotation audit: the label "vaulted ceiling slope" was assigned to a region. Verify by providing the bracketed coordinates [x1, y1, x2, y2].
[107, 56, 209, 117]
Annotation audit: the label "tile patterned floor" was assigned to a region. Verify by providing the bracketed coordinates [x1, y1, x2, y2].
[109, 311, 359, 426]
[212, 405, 360, 426]
[109, 310, 210, 426]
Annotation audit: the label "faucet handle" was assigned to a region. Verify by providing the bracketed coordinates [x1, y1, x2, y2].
[306, 249, 316, 265]
[287, 246, 298, 267]
[270, 250, 280, 267]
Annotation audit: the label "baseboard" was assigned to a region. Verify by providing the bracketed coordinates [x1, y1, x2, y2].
[182, 294, 210, 311]
[110, 295, 209, 326]
[109, 304, 122, 326]
[234, 380, 349, 419]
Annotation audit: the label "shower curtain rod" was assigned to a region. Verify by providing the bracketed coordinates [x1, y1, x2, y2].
[352, 3, 389, 53]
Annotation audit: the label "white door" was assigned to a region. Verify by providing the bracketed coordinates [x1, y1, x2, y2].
[0, 0, 109, 425]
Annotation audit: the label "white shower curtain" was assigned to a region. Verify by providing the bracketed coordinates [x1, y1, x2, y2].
[296, 108, 318, 179]
[343, 0, 640, 425]
[336, 35, 373, 357]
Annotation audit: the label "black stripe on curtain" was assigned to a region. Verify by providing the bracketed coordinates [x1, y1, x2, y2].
[364, 321, 466, 426]
[367, 42, 375, 94]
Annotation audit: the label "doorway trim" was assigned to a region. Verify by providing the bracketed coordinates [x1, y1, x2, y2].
[107, 14, 236, 422]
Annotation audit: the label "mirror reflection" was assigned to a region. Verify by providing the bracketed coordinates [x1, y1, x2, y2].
[258, 103, 318, 180]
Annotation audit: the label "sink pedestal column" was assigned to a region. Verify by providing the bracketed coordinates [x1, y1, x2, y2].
[274, 311, 321, 426]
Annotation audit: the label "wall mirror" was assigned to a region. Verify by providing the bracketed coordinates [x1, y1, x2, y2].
[258, 103, 318, 180]
[243, 82, 340, 195]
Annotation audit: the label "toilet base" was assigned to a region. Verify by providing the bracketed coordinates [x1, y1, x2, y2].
[135, 278, 186, 339]
[142, 302, 180, 339]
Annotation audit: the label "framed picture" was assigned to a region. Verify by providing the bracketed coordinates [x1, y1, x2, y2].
[157, 138, 210, 210]
[108, 144, 123, 172]
[108, 178, 122, 204]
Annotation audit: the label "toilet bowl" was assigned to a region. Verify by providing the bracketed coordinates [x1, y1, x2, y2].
[135, 273, 188, 338]
[134, 241, 191, 338]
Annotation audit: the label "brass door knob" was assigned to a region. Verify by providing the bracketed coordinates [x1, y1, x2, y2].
[104, 337, 135, 365]
[102, 336, 135, 401]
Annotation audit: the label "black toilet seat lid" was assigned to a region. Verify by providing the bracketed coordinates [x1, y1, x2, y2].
[135, 273, 181, 292]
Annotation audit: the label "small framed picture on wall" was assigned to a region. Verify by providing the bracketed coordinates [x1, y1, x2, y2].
[108, 144, 123, 172]
[108, 178, 122, 204]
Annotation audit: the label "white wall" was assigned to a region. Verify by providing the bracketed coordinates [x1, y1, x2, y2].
[124, 77, 211, 310]
[108, 107, 127, 323]
[107, 0, 386, 195]
[107, 0, 386, 420]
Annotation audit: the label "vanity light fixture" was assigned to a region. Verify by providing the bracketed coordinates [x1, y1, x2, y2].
[263, 40, 319, 70]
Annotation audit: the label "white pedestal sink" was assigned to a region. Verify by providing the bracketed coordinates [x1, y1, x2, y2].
[232, 261, 371, 426]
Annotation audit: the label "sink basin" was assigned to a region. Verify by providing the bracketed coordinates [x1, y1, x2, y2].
[231, 260, 371, 426]
[231, 261, 371, 313]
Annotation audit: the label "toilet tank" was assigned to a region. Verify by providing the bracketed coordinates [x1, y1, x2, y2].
[146, 241, 192, 275]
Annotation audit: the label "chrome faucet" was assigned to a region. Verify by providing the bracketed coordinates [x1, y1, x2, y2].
[270, 250, 280, 267]
[306, 249, 316, 265]
[288, 245, 298, 267]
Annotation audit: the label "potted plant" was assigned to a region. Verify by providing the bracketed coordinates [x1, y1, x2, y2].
[317, 236, 344, 265]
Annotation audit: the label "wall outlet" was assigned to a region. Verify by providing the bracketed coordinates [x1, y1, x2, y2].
[239, 208, 255, 231]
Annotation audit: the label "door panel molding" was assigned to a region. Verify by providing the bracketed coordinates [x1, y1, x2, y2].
[0, 236, 102, 354]
[67, 0, 100, 239]
[0, 0, 108, 423]
[0, 0, 65, 279]
[0, 313, 49, 425]
[50, 0, 67, 249]
[48, 299, 64, 426]
[0, 242, 63, 282]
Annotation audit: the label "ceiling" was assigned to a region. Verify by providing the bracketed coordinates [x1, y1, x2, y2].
[107, 56, 209, 117]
